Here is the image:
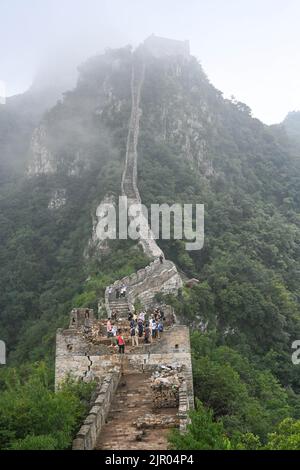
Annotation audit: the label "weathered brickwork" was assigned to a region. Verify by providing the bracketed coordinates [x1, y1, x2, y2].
[72, 370, 121, 450]
[55, 312, 194, 449]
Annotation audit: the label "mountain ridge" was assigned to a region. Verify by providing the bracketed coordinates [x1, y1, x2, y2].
[1, 39, 300, 450]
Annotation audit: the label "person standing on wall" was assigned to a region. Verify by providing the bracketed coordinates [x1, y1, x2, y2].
[151, 318, 157, 339]
[144, 323, 151, 344]
[158, 320, 164, 339]
[138, 318, 144, 337]
[116, 330, 125, 354]
[106, 319, 113, 337]
[130, 322, 139, 347]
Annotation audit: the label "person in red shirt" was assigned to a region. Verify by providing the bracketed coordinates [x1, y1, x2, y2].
[116, 330, 125, 354]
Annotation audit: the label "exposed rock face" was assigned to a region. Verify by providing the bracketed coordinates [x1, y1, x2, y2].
[27, 125, 56, 175]
[140, 55, 217, 176]
[48, 189, 67, 209]
[26, 40, 216, 256]
[27, 124, 91, 176]
[89, 194, 117, 255]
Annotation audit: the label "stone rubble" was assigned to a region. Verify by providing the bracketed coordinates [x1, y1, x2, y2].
[151, 364, 184, 409]
[134, 413, 179, 430]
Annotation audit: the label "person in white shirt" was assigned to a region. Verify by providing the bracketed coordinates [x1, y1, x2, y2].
[112, 325, 118, 336]
[151, 319, 157, 339]
[139, 311, 145, 322]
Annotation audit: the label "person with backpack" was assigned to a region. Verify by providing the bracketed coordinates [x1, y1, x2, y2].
[128, 310, 133, 321]
[158, 320, 164, 339]
[116, 330, 125, 354]
[130, 322, 138, 347]
[144, 323, 151, 344]
[138, 318, 144, 337]
[148, 319, 153, 343]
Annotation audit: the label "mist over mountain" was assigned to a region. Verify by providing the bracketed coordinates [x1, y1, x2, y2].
[0, 71, 76, 183]
[1, 37, 300, 450]
[283, 111, 300, 145]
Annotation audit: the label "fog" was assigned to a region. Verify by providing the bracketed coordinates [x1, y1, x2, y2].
[1, 0, 300, 124]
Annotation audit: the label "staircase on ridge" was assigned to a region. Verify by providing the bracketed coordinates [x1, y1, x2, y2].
[104, 50, 183, 319]
[106, 259, 182, 318]
[108, 298, 131, 318]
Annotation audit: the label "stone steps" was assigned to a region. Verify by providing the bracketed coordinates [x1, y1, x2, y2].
[109, 302, 129, 307]
[108, 303, 129, 309]
[108, 299, 131, 319]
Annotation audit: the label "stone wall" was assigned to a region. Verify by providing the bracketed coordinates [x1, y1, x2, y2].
[178, 382, 190, 432]
[127, 262, 182, 308]
[55, 324, 194, 410]
[72, 369, 121, 450]
[151, 365, 182, 409]
[134, 414, 179, 430]
[105, 259, 183, 316]
[55, 315, 194, 449]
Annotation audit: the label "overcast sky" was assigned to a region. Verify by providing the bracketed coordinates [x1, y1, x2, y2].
[1, 0, 300, 124]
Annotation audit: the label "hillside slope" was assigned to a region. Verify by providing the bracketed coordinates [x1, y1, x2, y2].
[1, 40, 300, 395]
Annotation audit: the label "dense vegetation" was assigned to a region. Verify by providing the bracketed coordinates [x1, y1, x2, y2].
[0, 362, 95, 450]
[1, 46, 300, 449]
[283, 111, 300, 145]
[169, 332, 300, 450]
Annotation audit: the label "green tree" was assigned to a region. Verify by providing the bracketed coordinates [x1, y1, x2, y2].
[265, 418, 300, 450]
[169, 400, 231, 450]
[0, 362, 95, 450]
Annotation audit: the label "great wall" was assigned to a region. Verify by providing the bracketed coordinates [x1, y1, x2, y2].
[55, 36, 194, 451]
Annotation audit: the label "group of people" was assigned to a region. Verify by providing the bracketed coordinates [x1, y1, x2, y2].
[108, 254, 164, 302]
[105, 321, 126, 354]
[129, 310, 164, 347]
[105, 307, 165, 353]
[108, 284, 127, 300]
